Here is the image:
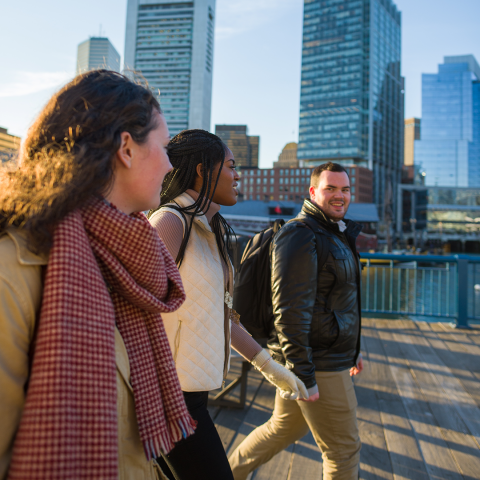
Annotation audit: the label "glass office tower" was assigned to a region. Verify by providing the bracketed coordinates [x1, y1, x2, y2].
[76, 37, 120, 74]
[298, 0, 403, 222]
[415, 55, 480, 188]
[124, 0, 215, 135]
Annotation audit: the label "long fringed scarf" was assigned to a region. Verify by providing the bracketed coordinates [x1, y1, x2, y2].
[8, 198, 195, 480]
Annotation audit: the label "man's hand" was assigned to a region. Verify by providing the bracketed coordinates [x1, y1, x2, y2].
[298, 392, 319, 402]
[350, 355, 364, 376]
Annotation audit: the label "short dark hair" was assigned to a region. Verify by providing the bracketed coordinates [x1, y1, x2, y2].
[310, 162, 348, 188]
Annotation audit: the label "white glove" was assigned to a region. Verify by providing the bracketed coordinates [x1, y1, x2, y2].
[251, 349, 308, 400]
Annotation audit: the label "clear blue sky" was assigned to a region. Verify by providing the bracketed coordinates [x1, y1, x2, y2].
[0, 0, 478, 168]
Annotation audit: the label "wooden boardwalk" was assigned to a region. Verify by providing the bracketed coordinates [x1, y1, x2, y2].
[208, 319, 480, 479]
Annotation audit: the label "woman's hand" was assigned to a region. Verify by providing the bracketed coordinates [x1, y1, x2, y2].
[251, 349, 308, 400]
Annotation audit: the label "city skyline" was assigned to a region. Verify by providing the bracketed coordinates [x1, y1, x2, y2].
[0, 0, 479, 168]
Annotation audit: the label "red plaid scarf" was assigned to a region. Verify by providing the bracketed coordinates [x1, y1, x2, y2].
[9, 198, 195, 480]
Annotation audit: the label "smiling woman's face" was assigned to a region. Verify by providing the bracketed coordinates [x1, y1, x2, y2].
[209, 148, 240, 206]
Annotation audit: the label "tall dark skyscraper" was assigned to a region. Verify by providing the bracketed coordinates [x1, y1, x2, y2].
[297, 0, 403, 223]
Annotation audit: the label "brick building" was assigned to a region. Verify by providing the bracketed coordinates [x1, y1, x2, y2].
[238, 165, 373, 203]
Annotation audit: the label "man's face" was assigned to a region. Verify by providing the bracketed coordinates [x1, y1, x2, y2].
[309, 170, 351, 221]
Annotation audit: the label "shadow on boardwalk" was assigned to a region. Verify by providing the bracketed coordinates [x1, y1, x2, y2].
[208, 319, 480, 479]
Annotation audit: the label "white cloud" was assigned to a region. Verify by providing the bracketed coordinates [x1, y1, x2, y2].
[0, 71, 73, 98]
[215, 0, 302, 39]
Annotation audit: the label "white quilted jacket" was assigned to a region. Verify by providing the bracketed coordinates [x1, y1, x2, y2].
[153, 194, 232, 392]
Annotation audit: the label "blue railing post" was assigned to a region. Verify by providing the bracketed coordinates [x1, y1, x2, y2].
[456, 258, 470, 328]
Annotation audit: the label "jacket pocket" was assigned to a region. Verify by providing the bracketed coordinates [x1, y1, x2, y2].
[313, 310, 339, 349]
[329, 245, 349, 285]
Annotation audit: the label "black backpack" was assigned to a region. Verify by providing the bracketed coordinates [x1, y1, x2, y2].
[232, 217, 330, 339]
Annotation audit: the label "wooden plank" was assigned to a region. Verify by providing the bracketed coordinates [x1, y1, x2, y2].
[417, 322, 480, 427]
[399, 321, 480, 479]
[363, 319, 429, 480]
[436, 323, 480, 371]
[355, 320, 394, 480]
[287, 432, 323, 480]
[377, 320, 463, 480]
[415, 322, 480, 409]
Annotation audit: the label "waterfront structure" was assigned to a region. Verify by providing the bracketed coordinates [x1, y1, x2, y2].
[297, 0, 403, 223]
[273, 142, 299, 168]
[76, 37, 120, 74]
[239, 165, 372, 203]
[124, 0, 215, 135]
[415, 55, 480, 188]
[215, 125, 259, 169]
[0, 127, 21, 164]
[404, 118, 420, 166]
[397, 184, 480, 252]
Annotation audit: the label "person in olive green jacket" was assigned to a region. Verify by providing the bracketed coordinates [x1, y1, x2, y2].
[0, 70, 192, 480]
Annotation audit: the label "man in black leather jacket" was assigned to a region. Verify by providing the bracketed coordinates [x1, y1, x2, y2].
[229, 162, 363, 480]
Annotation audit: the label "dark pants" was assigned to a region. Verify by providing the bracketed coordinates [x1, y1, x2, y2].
[157, 391, 234, 480]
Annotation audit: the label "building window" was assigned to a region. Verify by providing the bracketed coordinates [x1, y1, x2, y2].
[270, 186, 274, 193]
[279, 195, 284, 200]
[351, 177, 356, 184]
[270, 170, 275, 176]
[351, 186, 355, 193]
[280, 178, 284, 184]
[295, 186, 299, 192]
[257, 178, 261, 184]
[264, 170, 268, 176]
[263, 186, 267, 193]
[270, 178, 274, 184]
[280, 169, 284, 175]
[301, 169, 305, 174]
[351, 194, 355, 202]
[295, 178, 299, 184]
[257, 195, 260, 200]
[263, 178, 267, 184]
[296, 169, 300, 175]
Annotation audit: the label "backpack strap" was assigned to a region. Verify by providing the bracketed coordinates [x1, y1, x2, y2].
[290, 217, 330, 273]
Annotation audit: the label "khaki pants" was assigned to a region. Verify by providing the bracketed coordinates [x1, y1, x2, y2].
[228, 369, 361, 480]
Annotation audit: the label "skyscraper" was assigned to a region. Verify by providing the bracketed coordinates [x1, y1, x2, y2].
[215, 125, 259, 169]
[124, 0, 215, 135]
[76, 37, 120, 74]
[297, 0, 403, 222]
[415, 55, 480, 187]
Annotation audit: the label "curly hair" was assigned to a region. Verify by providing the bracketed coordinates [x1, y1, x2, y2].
[0, 69, 160, 253]
[148, 129, 236, 267]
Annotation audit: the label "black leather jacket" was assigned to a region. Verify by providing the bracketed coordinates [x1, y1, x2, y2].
[267, 199, 362, 389]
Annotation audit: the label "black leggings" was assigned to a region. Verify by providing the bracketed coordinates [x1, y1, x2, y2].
[157, 391, 234, 480]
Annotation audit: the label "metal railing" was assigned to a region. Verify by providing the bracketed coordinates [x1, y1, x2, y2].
[360, 253, 480, 327]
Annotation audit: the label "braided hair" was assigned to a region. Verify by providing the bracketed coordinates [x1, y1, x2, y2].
[148, 129, 236, 267]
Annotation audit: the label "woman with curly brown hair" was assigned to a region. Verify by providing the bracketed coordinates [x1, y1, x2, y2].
[0, 70, 194, 480]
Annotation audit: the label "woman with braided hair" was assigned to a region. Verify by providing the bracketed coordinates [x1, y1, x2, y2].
[149, 129, 308, 480]
[0, 70, 195, 480]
